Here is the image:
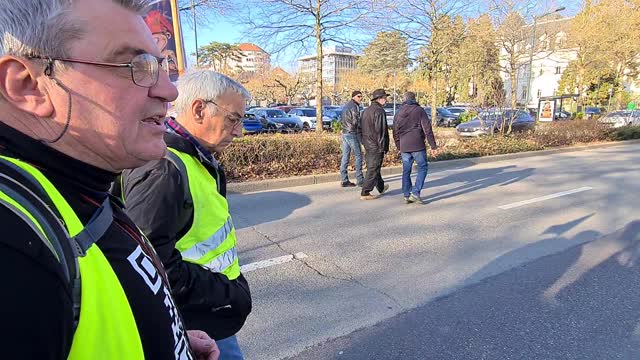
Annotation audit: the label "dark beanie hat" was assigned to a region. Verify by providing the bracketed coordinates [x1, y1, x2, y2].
[351, 90, 362, 98]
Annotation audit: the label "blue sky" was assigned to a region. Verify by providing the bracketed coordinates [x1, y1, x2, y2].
[178, 0, 582, 73]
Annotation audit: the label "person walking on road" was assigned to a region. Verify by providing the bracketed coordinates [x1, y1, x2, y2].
[339, 90, 365, 187]
[360, 88, 391, 200]
[0, 0, 218, 359]
[116, 70, 252, 360]
[393, 92, 438, 204]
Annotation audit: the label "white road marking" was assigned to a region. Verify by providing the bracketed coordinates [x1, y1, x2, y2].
[498, 187, 593, 210]
[241, 252, 308, 273]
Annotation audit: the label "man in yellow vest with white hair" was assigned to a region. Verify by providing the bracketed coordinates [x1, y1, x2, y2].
[116, 70, 252, 360]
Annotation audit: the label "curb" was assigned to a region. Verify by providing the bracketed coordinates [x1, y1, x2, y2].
[228, 139, 640, 194]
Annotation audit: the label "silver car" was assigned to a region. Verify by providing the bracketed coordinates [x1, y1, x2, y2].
[598, 110, 640, 128]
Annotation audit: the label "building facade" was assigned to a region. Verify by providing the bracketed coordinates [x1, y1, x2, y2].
[227, 43, 271, 73]
[298, 46, 359, 86]
[501, 17, 640, 109]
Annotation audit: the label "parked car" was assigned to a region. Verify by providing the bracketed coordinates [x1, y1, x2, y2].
[382, 103, 402, 126]
[446, 106, 470, 118]
[598, 110, 640, 128]
[248, 108, 303, 132]
[424, 107, 460, 127]
[584, 106, 603, 119]
[241, 113, 263, 134]
[456, 109, 535, 137]
[554, 110, 573, 120]
[274, 105, 296, 114]
[323, 105, 342, 112]
[288, 107, 319, 130]
[323, 109, 343, 130]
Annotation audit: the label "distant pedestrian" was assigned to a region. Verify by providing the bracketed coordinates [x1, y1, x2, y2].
[339, 90, 365, 187]
[393, 92, 438, 204]
[360, 88, 391, 200]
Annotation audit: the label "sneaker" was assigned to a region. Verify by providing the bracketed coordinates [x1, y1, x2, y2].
[341, 181, 356, 187]
[379, 184, 389, 195]
[404, 196, 414, 204]
[409, 193, 425, 204]
[360, 193, 379, 200]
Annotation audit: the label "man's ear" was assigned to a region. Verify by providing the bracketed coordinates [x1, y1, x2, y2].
[0, 56, 54, 117]
[191, 99, 206, 124]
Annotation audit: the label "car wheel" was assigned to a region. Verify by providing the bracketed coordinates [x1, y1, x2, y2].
[303, 122, 310, 131]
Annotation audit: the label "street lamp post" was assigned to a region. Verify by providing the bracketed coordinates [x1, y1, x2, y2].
[526, 6, 565, 108]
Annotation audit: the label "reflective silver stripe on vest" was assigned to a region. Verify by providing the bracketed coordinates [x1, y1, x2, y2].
[203, 247, 237, 273]
[180, 216, 234, 261]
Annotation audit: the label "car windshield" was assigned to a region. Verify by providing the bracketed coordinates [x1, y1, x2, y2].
[585, 107, 601, 113]
[266, 110, 287, 118]
[301, 109, 316, 117]
[604, 111, 631, 118]
[437, 108, 455, 117]
[448, 108, 465, 115]
[478, 110, 522, 122]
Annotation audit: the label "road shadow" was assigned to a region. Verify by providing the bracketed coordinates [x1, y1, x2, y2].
[384, 165, 535, 200]
[228, 190, 311, 229]
[294, 219, 640, 360]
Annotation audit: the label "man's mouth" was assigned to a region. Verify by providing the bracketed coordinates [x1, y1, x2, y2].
[142, 116, 164, 126]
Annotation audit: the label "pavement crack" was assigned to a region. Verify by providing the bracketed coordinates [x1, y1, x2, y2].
[300, 257, 403, 310]
[252, 226, 292, 255]
[251, 226, 401, 309]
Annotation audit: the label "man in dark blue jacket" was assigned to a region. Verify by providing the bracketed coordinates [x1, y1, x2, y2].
[393, 92, 438, 204]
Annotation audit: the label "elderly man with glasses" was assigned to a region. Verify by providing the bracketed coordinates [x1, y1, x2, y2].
[115, 70, 252, 360]
[339, 90, 365, 187]
[0, 0, 219, 359]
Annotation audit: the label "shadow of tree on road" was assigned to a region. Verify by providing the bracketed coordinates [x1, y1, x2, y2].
[228, 191, 311, 230]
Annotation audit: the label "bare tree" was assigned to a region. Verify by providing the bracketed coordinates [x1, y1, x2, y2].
[240, 0, 375, 132]
[381, 0, 471, 124]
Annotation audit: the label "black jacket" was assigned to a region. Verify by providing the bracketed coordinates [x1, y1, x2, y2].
[0, 123, 193, 359]
[393, 100, 437, 152]
[361, 101, 390, 153]
[341, 99, 362, 136]
[116, 132, 252, 340]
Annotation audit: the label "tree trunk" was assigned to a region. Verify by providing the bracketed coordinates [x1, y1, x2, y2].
[430, 73, 438, 126]
[314, 0, 324, 133]
[509, 65, 517, 110]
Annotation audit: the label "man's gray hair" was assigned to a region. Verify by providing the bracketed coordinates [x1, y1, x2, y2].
[173, 70, 252, 116]
[0, 0, 153, 59]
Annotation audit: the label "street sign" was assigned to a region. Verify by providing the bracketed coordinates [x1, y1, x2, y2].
[627, 102, 637, 110]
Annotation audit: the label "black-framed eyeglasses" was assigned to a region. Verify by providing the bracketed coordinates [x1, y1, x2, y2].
[28, 53, 169, 88]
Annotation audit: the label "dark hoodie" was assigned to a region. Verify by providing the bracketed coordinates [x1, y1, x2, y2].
[393, 100, 437, 153]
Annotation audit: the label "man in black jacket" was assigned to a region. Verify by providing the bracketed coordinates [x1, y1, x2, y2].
[393, 92, 438, 204]
[339, 90, 364, 187]
[360, 88, 391, 200]
[117, 71, 252, 359]
[0, 1, 219, 359]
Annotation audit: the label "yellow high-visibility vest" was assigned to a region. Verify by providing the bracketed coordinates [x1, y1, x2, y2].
[0, 155, 145, 359]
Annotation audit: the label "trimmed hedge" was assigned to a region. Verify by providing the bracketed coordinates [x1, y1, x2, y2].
[219, 122, 640, 182]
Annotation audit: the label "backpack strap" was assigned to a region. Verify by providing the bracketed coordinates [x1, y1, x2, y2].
[0, 157, 114, 333]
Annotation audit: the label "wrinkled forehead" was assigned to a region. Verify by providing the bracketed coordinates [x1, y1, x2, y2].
[67, 0, 161, 61]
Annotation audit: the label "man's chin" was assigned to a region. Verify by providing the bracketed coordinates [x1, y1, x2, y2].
[124, 144, 167, 169]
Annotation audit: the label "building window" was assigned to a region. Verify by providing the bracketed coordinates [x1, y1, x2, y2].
[521, 86, 527, 100]
[537, 89, 542, 98]
[555, 66, 561, 75]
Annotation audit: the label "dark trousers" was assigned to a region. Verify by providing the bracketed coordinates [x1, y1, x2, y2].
[361, 150, 385, 195]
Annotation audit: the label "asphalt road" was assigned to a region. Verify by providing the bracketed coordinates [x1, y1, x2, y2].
[228, 142, 640, 360]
